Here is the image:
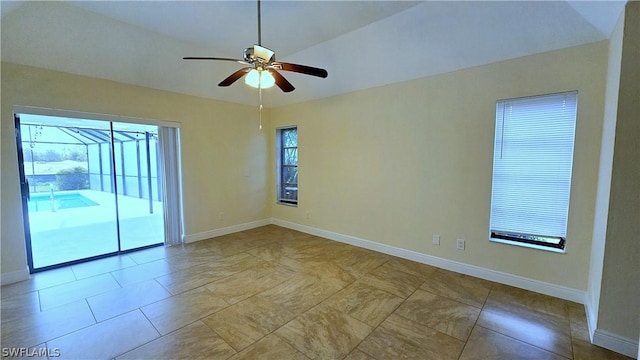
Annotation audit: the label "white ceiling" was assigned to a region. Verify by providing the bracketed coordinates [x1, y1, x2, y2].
[0, 1, 626, 107]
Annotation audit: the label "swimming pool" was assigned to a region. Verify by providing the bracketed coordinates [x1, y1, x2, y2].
[28, 193, 98, 212]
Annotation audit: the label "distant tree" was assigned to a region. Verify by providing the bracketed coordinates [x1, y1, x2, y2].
[31, 149, 64, 162]
[68, 148, 87, 162]
[43, 149, 64, 162]
[56, 167, 89, 190]
[29, 148, 88, 162]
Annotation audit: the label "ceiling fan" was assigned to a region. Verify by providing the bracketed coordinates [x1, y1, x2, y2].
[183, 0, 328, 92]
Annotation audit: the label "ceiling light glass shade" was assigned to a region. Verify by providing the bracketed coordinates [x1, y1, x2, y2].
[245, 69, 275, 89]
[260, 71, 275, 88]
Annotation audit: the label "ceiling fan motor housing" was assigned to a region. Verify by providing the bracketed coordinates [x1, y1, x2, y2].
[243, 47, 254, 63]
[244, 45, 276, 64]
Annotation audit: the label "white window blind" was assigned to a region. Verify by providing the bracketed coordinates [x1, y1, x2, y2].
[158, 126, 183, 246]
[489, 91, 577, 250]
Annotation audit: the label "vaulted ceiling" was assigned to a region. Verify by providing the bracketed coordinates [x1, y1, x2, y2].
[0, 1, 626, 107]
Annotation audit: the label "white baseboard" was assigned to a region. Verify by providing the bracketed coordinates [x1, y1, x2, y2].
[1, 267, 31, 286]
[270, 218, 585, 304]
[593, 329, 639, 358]
[584, 284, 638, 358]
[182, 219, 271, 243]
[583, 290, 601, 344]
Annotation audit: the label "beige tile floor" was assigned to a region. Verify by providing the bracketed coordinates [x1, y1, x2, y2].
[0, 225, 633, 360]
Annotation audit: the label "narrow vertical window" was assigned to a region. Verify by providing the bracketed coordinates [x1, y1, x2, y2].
[489, 91, 578, 252]
[277, 126, 298, 205]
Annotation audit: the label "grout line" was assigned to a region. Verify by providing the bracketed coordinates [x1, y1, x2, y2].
[474, 324, 573, 359]
[69, 265, 79, 280]
[456, 290, 488, 359]
[85, 298, 98, 324]
[109, 309, 162, 359]
[37, 288, 43, 312]
[200, 319, 241, 355]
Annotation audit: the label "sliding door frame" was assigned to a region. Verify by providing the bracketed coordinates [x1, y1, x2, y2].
[14, 106, 183, 273]
[15, 114, 37, 272]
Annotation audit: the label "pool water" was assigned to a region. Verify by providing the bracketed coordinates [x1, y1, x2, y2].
[28, 193, 98, 212]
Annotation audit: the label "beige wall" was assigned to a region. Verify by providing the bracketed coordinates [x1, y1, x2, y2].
[270, 41, 608, 290]
[587, 2, 625, 338]
[587, 3, 640, 352]
[597, 0, 640, 344]
[1, 63, 269, 277]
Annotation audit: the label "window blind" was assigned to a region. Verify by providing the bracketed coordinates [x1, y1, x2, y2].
[158, 126, 183, 246]
[490, 91, 577, 249]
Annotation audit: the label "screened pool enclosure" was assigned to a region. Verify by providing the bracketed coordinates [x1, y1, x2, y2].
[17, 114, 170, 270]
[22, 121, 162, 203]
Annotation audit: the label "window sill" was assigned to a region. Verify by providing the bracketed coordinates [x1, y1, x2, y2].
[277, 201, 298, 207]
[490, 237, 566, 254]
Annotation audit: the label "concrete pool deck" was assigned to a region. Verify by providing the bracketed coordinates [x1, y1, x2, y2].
[27, 190, 164, 268]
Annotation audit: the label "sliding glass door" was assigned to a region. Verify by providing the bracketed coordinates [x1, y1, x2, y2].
[111, 122, 165, 251]
[16, 113, 174, 272]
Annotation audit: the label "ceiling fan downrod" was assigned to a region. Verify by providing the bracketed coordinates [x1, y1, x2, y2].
[257, 0, 262, 46]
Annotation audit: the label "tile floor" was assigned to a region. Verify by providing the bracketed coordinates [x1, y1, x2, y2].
[0, 225, 633, 359]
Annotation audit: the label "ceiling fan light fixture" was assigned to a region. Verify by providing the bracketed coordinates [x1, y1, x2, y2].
[183, 0, 326, 94]
[245, 69, 275, 89]
[260, 71, 275, 88]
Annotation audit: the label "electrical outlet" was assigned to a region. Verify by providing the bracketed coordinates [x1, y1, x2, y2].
[218, 212, 225, 220]
[456, 238, 465, 250]
[432, 234, 440, 245]
[305, 211, 311, 219]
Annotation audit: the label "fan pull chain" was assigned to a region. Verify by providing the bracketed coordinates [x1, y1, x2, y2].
[259, 86, 263, 130]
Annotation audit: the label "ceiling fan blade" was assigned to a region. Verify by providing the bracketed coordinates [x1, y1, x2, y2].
[183, 57, 248, 65]
[218, 67, 252, 87]
[273, 62, 328, 78]
[269, 70, 295, 92]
